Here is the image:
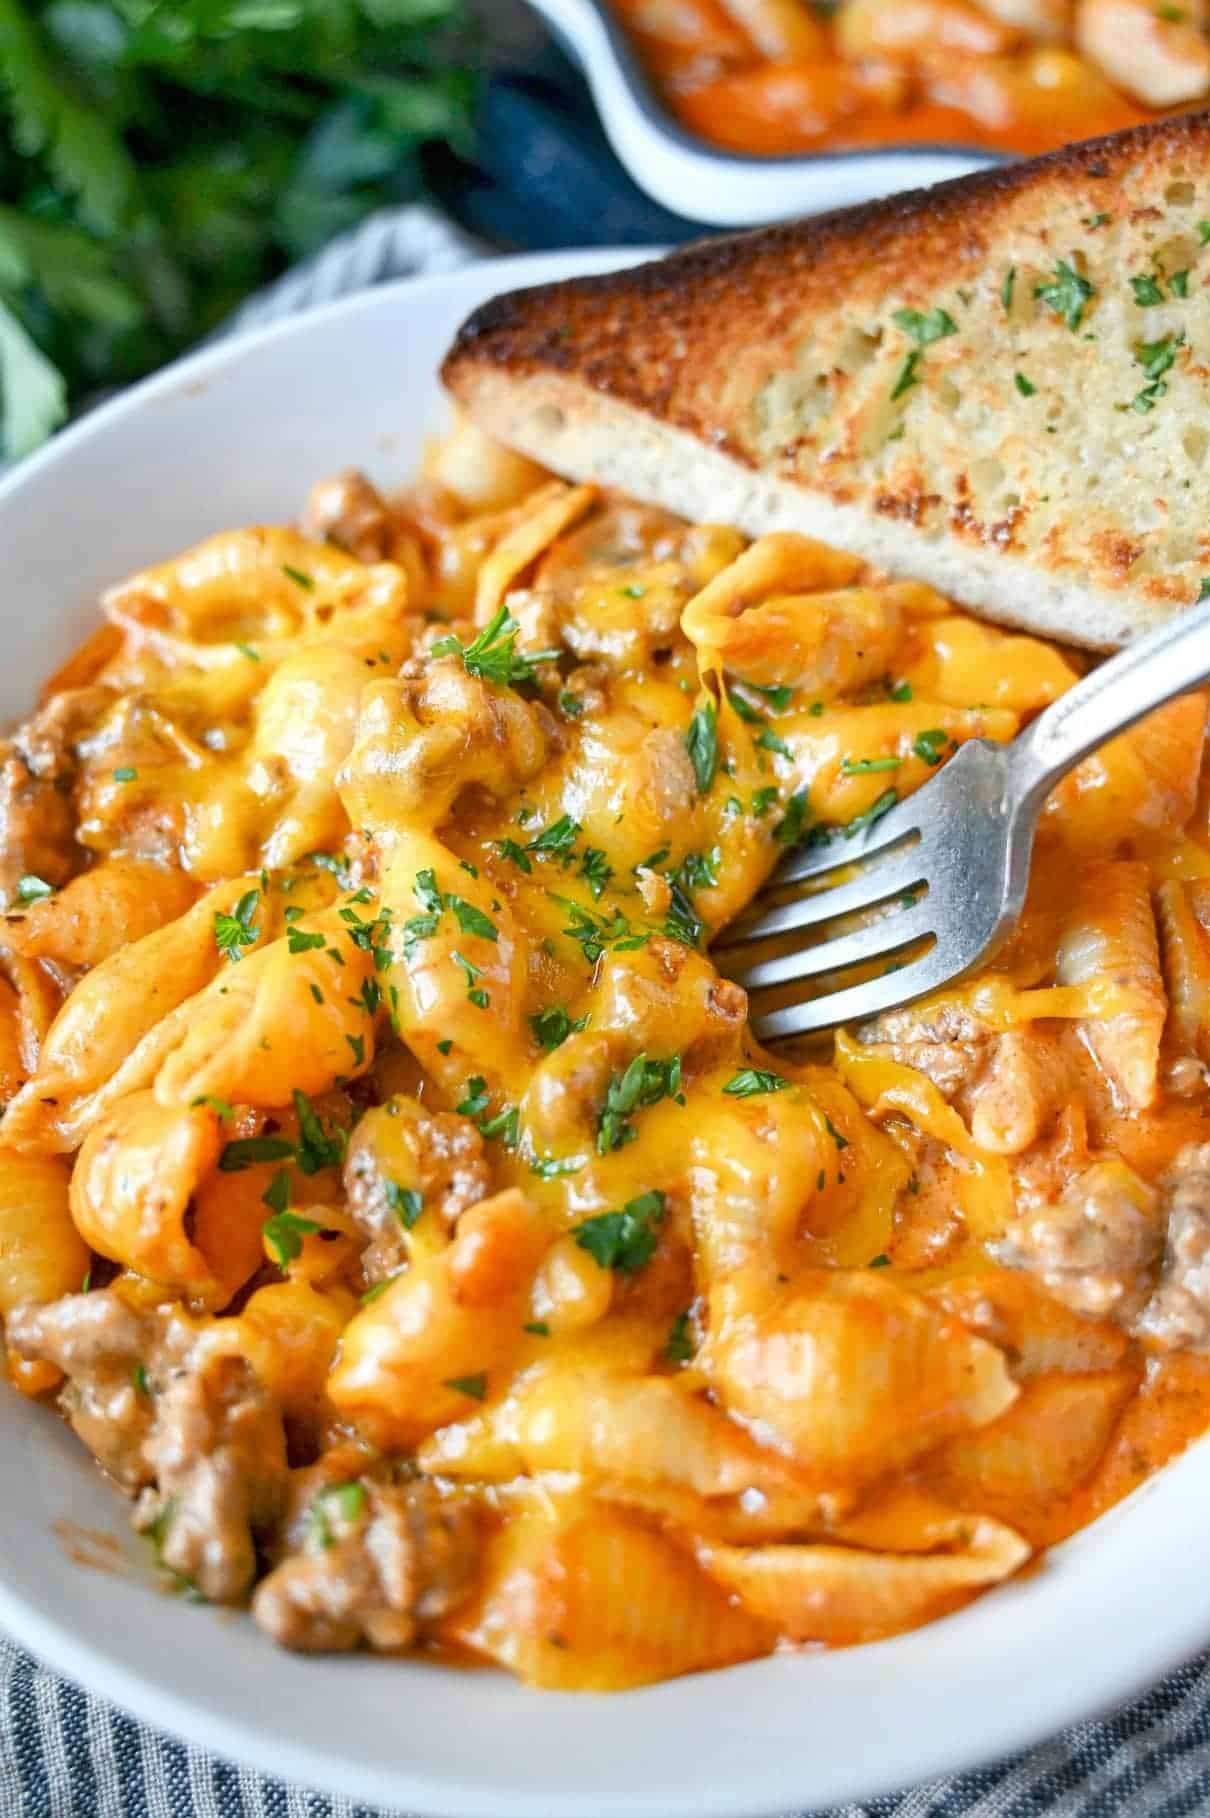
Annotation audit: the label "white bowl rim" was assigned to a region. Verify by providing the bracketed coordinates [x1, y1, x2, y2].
[0, 248, 1209, 1818]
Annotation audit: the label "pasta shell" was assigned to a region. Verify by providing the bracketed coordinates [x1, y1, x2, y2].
[697, 1496, 1029, 1646]
[1056, 860, 1166, 1109]
[447, 1499, 771, 1689]
[706, 1268, 1017, 1483]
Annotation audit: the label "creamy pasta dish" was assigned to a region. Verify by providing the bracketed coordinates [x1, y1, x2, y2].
[3, 422, 1210, 1688]
[611, 0, 1206, 160]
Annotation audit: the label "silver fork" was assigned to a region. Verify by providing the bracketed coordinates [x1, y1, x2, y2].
[715, 601, 1210, 1043]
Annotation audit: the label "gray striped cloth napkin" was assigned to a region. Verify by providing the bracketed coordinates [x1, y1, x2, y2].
[3, 202, 1210, 1818]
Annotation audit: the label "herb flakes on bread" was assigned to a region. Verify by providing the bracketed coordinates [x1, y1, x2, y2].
[443, 114, 1210, 650]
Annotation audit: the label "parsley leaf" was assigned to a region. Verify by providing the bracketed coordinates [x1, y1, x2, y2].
[1129, 273, 1164, 306]
[527, 814, 580, 859]
[263, 1206, 320, 1269]
[844, 788, 898, 838]
[14, 874, 54, 902]
[1034, 259, 1094, 331]
[772, 788, 811, 847]
[664, 1310, 695, 1364]
[432, 604, 558, 690]
[287, 926, 327, 954]
[577, 847, 613, 899]
[912, 728, 949, 765]
[723, 1069, 792, 1097]
[890, 348, 922, 400]
[383, 1181, 423, 1229]
[685, 700, 718, 794]
[597, 1053, 682, 1154]
[841, 754, 900, 775]
[892, 305, 958, 345]
[529, 1005, 589, 1050]
[572, 1190, 666, 1274]
[213, 888, 259, 963]
[444, 1372, 488, 1400]
[448, 898, 498, 941]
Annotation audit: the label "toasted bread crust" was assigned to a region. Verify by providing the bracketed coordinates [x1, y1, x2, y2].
[445, 113, 1210, 648]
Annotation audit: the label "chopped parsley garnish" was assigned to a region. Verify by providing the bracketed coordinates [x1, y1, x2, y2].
[890, 349, 921, 401]
[1130, 331, 1183, 412]
[597, 1053, 682, 1154]
[234, 642, 261, 662]
[437, 1038, 453, 1055]
[572, 1189, 666, 1274]
[192, 1094, 234, 1121]
[1129, 273, 1164, 307]
[307, 851, 352, 885]
[213, 888, 259, 963]
[293, 1090, 347, 1173]
[868, 1254, 891, 1269]
[14, 874, 54, 902]
[383, 1181, 423, 1229]
[889, 680, 913, 703]
[431, 603, 559, 690]
[751, 785, 779, 818]
[281, 564, 314, 589]
[577, 848, 613, 899]
[685, 700, 718, 794]
[664, 1310, 695, 1365]
[912, 728, 949, 765]
[452, 950, 488, 1008]
[1014, 373, 1036, 397]
[112, 765, 137, 782]
[449, 898, 498, 941]
[444, 1372, 487, 1401]
[746, 680, 794, 710]
[529, 1006, 589, 1051]
[553, 896, 650, 964]
[345, 1032, 366, 1067]
[1200, 221, 1210, 245]
[1199, 578, 1210, 604]
[524, 1320, 550, 1337]
[1034, 260, 1094, 331]
[479, 1105, 519, 1146]
[1000, 267, 1015, 314]
[287, 926, 327, 954]
[557, 690, 584, 719]
[617, 582, 645, 599]
[892, 305, 957, 346]
[772, 788, 811, 847]
[824, 1114, 850, 1150]
[132, 1362, 150, 1396]
[841, 754, 900, 775]
[263, 1206, 321, 1268]
[723, 1068, 792, 1097]
[1170, 269, 1190, 298]
[493, 837, 533, 874]
[457, 1077, 491, 1120]
[306, 1481, 366, 1549]
[756, 725, 792, 759]
[844, 788, 897, 838]
[219, 1132, 296, 1171]
[527, 814, 580, 859]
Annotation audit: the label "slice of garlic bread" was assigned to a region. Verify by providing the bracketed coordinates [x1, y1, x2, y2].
[443, 115, 1210, 650]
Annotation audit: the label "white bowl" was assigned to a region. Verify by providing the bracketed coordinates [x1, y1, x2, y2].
[525, 0, 999, 227]
[1, 249, 1209, 1817]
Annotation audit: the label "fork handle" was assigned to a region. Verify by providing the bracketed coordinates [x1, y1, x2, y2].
[1011, 599, 1210, 803]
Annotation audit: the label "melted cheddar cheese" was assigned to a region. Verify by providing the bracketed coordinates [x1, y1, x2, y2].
[2, 423, 1210, 1686]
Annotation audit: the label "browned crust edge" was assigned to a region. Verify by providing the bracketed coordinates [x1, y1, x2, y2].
[442, 109, 1210, 421]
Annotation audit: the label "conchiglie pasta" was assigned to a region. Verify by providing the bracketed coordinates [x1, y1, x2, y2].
[445, 1498, 771, 1689]
[153, 909, 376, 1111]
[1, 876, 268, 1152]
[5, 858, 197, 968]
[706, 1270, 1019, 1482]
[696, 1497, 1030, 1646]
[69, 1092, 223, 1302]
[0, 1153, 88, 1391]
[328, 1191, 552, 1448]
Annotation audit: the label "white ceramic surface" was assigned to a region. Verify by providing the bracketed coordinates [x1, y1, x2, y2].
[0, 251, 1209, 1818]
[525, 0, 999, 226]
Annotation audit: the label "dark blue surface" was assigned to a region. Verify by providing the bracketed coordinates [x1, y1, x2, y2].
[430, 46, 709, 250]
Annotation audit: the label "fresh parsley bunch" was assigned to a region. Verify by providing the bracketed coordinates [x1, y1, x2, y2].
[0, 0, 476, 457]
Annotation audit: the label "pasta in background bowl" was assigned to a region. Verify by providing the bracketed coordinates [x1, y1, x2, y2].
[2, 252, 1210, 1815]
